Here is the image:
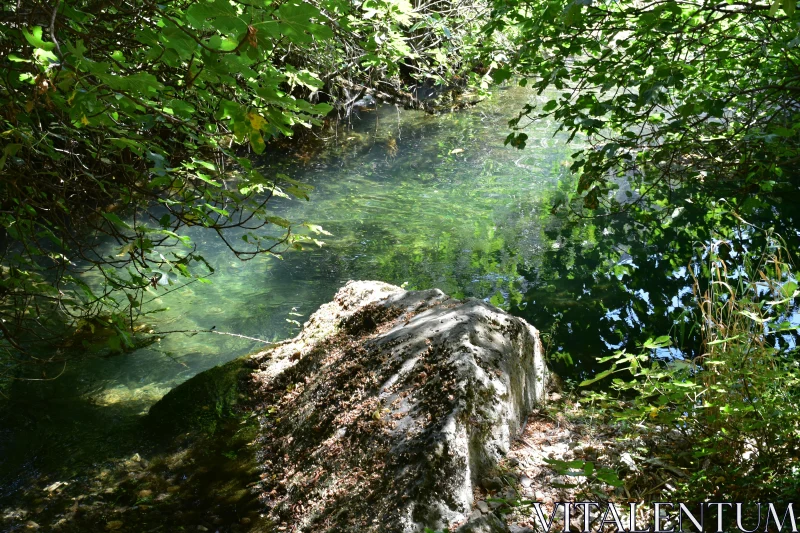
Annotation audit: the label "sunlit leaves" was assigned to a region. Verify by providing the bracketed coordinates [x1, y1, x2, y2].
[0, 0, 352, 355]
[276, 0, 332, 43]
[579, 234, 800, 503]
[770, 0, 796, 16]
[185, 0, 238, 29]
[21, 26, 55, 52]
[486, 0, 800, 215]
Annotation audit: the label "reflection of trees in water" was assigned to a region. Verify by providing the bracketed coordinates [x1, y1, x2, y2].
[513, 190, 800, 382]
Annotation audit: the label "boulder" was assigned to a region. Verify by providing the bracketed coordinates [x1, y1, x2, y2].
[147, 356, 251, 436]
[249, 281, 547, 532]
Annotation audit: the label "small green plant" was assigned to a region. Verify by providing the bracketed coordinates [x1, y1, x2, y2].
[544, 458, 624, 500]
[582, 228, 800, 505]
[221, 450, 238, 460]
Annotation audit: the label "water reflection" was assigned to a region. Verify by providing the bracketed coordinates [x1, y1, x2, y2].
[515, 193, 800, 380]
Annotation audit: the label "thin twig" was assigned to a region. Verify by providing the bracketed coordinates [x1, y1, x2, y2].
[151, 328, 275, 346]
[10, 359, 67, 381]
[50, 0, 62, 56]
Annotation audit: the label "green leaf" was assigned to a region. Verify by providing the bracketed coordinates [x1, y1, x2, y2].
[170, 100, 196, 118]
[266, 216, 291, 228]
[491, 66, 512, 83]
[0, 144, 22, 170]
[22, 26, 56, 51]
[303, 223, 333, 236]
[101, 212, 132, 229]
[595, 470, 624, 487]
[490, 293, 505, 306]
[194, 172, 221, 187]
[739, 310, 771, 323]
[107, 335, 122, 352]
[286, 185, 310, 200]
[580, 367, 615, 387]
[643, 336, 671, 349]
[95, 72, 163, 94]
[780, 280, 797, 298]
[707, 335, 742, 345]
[250, 132, 266, 154]
[186, 0, 237, 28]
[110, 138, 146, 155]
[192, 159, 218, 171]
[277, 1, 325, 43]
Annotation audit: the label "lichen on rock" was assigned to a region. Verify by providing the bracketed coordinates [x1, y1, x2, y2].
[249, 281, 548, 532]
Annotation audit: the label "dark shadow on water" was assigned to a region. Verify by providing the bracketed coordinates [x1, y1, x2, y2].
[512, 190, 800, 382]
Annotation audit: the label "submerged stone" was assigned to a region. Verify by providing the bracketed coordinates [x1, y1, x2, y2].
[249, 280, 548, 532]
[147, 357, 251, 435]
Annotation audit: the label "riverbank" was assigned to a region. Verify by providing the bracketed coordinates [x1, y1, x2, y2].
[1, 358, 267, 532]
[0, 363, 678, 533]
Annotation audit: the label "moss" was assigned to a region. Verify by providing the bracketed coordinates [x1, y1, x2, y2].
[147, 356, 252, 436]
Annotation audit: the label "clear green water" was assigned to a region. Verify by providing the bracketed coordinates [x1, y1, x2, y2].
[0, 85, 577, 505]
[4, 82, 799, 528]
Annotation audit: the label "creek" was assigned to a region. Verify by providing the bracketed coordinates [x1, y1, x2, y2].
[2, 84, 799, 531]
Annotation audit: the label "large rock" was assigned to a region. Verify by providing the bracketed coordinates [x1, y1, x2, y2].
[249, 281, 547, 532]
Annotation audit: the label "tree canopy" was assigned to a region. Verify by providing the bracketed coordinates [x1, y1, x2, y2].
[3, 0, 800, 384]
[487, 0, 800, 212]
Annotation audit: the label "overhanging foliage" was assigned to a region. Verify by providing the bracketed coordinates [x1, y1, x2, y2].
[487, 0, 800, 211]
[0, 0, 489, 363]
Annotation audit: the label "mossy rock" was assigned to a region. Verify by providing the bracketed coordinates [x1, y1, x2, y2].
[147, 357, 251, 435]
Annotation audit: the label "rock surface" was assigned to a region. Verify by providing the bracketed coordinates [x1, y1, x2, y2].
[249, 281, 547, 532]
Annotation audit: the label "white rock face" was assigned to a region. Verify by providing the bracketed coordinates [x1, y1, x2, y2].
[250, 281, 547, 533]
